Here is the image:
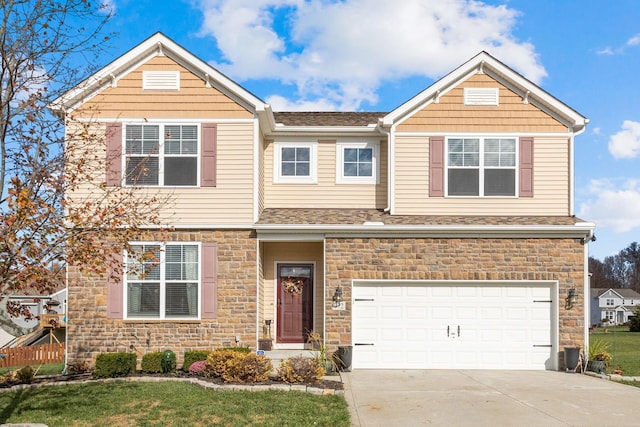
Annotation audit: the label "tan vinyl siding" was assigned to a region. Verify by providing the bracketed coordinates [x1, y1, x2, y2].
[264, 139, 387, 209]
[394, 136, 570, 216]
[76, 56, 252, 119]
[261, 242, 325, 339]
[397, 74, 567, 133]
[66, 121, 255, 225]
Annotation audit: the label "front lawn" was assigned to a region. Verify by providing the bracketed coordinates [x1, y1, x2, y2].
[0, 363, 64, 377]
[0, 381, 350, 426]
[590, 327, 640, 376]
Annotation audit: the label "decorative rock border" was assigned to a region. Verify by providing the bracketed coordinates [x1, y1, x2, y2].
[0, 375, 344, 396]
[583, 371, 640, 382]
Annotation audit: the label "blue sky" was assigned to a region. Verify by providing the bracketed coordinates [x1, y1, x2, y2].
[99, 0, 640, 260]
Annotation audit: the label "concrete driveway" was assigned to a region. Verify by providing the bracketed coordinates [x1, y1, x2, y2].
[343, 370, 640, 426]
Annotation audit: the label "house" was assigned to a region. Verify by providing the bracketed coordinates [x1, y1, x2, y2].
[53, 33, 594, 371]
[590, 288, 640, 326]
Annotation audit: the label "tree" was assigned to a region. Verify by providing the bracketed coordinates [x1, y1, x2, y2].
[0, 1, 165, 317]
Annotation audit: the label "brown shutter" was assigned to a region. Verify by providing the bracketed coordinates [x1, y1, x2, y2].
[429, 136, 445, 197]
[519, 137, 534, 197]
[201, 124, 217, 187]
[106, 123, 122, 186]
[106, 250, 124, 319]
[201, 242, 218, 319]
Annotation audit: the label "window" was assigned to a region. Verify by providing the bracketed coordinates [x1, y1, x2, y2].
[274, 142, 317, 183]
[336, 142, 379, 184]
[447, 137, 516, 196]
[606, 298, 614, 306]
[125, 124, 198, 186]
[125, 243, 200, 319]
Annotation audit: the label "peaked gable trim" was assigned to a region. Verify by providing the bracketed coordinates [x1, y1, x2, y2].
[52, 32, 268, 115]
[383, 51, 588, 133]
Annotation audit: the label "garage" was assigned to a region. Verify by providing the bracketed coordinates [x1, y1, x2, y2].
[352, 281, 557, 370]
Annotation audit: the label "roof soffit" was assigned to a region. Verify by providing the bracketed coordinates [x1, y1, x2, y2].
[52, 32, 267, 115]
[384, 51, 588, 133]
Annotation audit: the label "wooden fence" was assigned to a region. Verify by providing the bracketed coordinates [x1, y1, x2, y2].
[0, 343, 65, 368]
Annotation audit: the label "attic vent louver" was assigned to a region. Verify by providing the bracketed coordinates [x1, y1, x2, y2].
[142, 71, 180, 90]
[464, 87, 499, 106]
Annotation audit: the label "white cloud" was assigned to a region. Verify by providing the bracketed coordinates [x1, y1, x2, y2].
[609, 120, 640, 159]
[627, 34, 640, 46]
[592, 127, 601, 136]
[596, 47, 614, 55]
[578, 178, 640, 233]
[195, 0, 546, 110]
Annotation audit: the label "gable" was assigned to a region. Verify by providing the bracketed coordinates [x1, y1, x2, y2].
[76, 56, 253, 119]
[397, 74, 566, 133]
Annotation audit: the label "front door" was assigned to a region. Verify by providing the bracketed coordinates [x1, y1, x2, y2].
[277, 263, 314, 343]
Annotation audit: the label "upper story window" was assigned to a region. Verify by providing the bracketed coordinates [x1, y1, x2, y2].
[446, 137, 516, 197]
[336, 141, 379, 184]
[125, 124, 198, 186]
[125, 242, 200, 320]
[273, 142, 317, 184]
[606, 298, 614, 306]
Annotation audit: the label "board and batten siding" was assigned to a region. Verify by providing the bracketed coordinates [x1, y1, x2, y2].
[393, 136, 570, 216]
[263, 139, 387, 209]
[66, 121, 255, 225]
[397, 74, 567, 133]
[76, 56, 252, 119]
[260, 242, 325, 340]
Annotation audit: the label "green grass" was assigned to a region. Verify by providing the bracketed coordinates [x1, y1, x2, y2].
[0, 363, 64, 377]
[590, 327, 640, 376]
[0, 381, 350, 427]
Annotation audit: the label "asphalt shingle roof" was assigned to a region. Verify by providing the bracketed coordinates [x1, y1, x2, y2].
[273, 112, 386, 127]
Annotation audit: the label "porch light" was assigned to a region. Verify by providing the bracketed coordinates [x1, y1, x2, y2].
[566, 287, 578, 309]
[332, 286, 343, 308]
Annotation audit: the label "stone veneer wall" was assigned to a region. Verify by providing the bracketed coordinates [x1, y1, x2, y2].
[324, 237, 585, 368]
[66, 229, 257, 367]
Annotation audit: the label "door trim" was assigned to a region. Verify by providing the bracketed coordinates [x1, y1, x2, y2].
[273, 261, 316, 349]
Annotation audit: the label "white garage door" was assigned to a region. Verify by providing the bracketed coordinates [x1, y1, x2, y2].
[352, 282, 555, 370]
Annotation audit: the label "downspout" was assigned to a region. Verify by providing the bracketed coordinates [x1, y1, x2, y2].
[379, 124, 394, 213]
[569, 123, 587, 216]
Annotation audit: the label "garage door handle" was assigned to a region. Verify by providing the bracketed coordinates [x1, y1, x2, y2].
[457, 325, 460, 337]
[355, 298, 374, 302]
[533, 344, 552, 347]
[355, 343, 374, 346]
[447, 325, 450, 337]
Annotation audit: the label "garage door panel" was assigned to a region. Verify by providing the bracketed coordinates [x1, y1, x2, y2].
[353, 282, 554, 370]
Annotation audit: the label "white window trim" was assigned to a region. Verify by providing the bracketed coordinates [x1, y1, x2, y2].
[122, 122, 201, 188]
[445, 135, 518, 198]
[123, 241, 202, 320]
[273, 141, 317, 184]
[336, 141, 379, 184]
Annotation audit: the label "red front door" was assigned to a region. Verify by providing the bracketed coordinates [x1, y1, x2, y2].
[277, 263, 314, 343]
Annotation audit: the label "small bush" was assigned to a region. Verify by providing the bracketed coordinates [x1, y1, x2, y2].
[141, 352, 164, 374]
[161, 350, 176, 373]
[16, 365, 35, 383]
[277, 356, 325, 384]
[219, 346, 251, 354]
[182, 350, 211, 372]
[629, 309, 640, 332]
[188, 360, 207, 376]
[221, 353, 272, 383]
[205, 349, 242, 378]
[67, 360, 90, 375]
[95, 352, 137, 378]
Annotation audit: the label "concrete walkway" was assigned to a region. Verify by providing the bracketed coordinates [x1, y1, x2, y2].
[343, 370, 640, 426]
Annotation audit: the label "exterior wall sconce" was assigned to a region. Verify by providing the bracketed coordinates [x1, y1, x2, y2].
[332, 286, 346, 310]
[565, 287, 578, 309]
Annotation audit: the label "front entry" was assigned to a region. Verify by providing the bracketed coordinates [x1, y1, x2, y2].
[277, 263, 314, 344]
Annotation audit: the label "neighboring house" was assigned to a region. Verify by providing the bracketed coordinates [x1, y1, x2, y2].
[53, 33, 594, 371]
[590, 288, 640, 326]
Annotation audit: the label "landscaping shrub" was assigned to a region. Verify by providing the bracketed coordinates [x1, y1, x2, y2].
[182, 350, 211, 371]
[205, 349, 242, 378]
[94, 352, 137, 378]
[188, 360, 207, 376]
[221, 353, 272, 383]
[161, 350, 176, 373]
[277, 356, 325, 384]
[629, 309, 640, 332]
[141, 352, 164, 374]
[16, 365, 35, 383]
[67, 360, 90, 374]
[219, 346, 251, 354]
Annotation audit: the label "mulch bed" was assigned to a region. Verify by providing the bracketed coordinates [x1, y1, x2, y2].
[0, 370, 344, 391]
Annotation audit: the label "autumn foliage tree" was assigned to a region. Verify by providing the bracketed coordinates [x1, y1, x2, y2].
[1, 1, 166, 317]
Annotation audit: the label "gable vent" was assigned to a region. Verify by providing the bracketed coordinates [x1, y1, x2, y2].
[142, 71, 180, 90]
[464, 87, 499, 106]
